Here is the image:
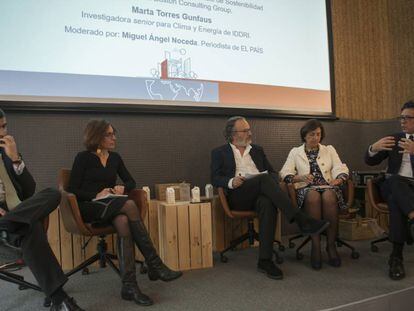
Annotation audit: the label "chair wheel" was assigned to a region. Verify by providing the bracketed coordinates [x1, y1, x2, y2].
[140, 266, 148, 274]
[279, 245, 285, 252]
[351, 252, 360, 259]
[276, 257, 284, 264]
[371, 245, 378, 252]
[82, 268, 89, 275]
[296, 253, 304, 260]
[44, 297, 51, 307]
[220, 255, 228, 263]
[289, 242, 295, 248]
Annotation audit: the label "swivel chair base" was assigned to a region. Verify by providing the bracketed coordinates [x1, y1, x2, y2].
[65, 235, 147, 278]
[289, 234, 360, 260]
[0, 260, 51, 307]
[220, 219, 284, 264]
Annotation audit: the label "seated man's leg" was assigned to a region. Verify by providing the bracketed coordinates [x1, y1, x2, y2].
[0, 188, 61, 263]
[255, 195, 282, 280]
[21, 221, 68, 297]
[255, 195, 277, 260]
[21, 221, 84, 310]
[227, 177, 261, 211]
[381, 176, 409, 280]
[256, 174, 298, 221]
[0, 188, 61, 232]
[255, 174, 329, 235]
[388, 175, 414, 216]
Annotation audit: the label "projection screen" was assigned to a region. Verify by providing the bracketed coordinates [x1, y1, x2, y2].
[0, 0, 335, 116]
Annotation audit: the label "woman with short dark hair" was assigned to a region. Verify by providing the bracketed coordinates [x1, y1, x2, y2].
[280, 119, 349, 270]
[69, 119, 182, 306]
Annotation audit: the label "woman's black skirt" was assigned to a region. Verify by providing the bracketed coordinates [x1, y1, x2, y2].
[79, 197, 128, 227]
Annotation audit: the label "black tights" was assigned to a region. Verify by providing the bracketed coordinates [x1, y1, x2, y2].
[112, 200, 141, 237]
[304, 190, 339, 261]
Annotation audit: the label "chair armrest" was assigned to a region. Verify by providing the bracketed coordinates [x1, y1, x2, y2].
[367, 179, 388, 214]
[217, 188, 234, 218]
[59, 191, 91, 236]
[345, 179, 355, 208]
[286, 183, 299, 209]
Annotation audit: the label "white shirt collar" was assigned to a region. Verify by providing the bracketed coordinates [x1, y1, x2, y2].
[229, 143, 252, 155]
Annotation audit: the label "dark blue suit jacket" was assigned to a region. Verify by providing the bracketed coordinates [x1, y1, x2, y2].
[364, 132, 407, 174]
[0, 148, 36, 205]
[210, 144, 275, 189]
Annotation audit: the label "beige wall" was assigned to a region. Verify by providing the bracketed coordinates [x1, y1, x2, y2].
[331, 0, 414, 120]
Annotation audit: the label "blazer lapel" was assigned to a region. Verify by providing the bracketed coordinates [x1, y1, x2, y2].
[224, 144, 236, 174]
[395, 133, 405, 165]
[298, 144, 308, 161]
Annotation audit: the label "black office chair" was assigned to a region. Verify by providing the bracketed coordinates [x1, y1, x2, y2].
[287, 180, 360, 260]
[0, 218, 52, 307]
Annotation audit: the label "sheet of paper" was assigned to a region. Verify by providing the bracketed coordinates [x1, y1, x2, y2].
[92, 194, 127, 201]
[244, 170, 268, 180]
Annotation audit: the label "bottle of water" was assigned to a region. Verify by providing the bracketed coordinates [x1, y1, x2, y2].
[191, 186, 201, 203]
[142, 186, 151, 203]
[166, 187, 176, 204]
[205, 184, 213, 199]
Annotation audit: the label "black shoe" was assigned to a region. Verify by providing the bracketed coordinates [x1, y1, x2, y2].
[0, 230, 22, 265]
[50, 297, 84, 311]
[311, 259, 322, 270]
[128, 220, 183, 282]
[328, 257, 342, 267]
[257, 259, 283, 280]
[121, 282, 153, 306]
[327, 246, 341, 268]
[311, 243, 322, 270]
[148, 259, 183, 282]
[388, 256, 405, 280]
[295, 213, 330, 236]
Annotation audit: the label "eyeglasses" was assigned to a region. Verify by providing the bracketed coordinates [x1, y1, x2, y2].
[233, 128, 251, 133]
[104, 132, 116, 138]
[399, 115, 414, 121]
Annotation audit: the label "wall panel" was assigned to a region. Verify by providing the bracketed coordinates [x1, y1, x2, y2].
[332, 0, 414, 120]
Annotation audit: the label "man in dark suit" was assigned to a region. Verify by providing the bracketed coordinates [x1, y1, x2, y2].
[211, 116, 329, 279]
[365, 100, 414, 280]
[0, 108, 84, 310]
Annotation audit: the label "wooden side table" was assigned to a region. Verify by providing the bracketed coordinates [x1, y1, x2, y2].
[158, 201, 213, 271]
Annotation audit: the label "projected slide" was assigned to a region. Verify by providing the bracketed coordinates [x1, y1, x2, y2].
[0, 0, 332, 114]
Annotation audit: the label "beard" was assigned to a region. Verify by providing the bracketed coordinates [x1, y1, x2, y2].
[233, 137, 252, 147]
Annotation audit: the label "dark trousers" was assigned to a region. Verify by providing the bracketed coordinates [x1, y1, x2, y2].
[228, 174, 298, 259]
[381, 175, 414, 244]
[0, 188, 67, 297]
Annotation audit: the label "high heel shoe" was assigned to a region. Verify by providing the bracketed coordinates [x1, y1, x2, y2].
[326, 246, 341, 267]
[311, 259, 322, 270]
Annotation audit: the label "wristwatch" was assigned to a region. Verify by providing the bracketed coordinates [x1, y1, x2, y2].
[12, 155, 23, 165]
